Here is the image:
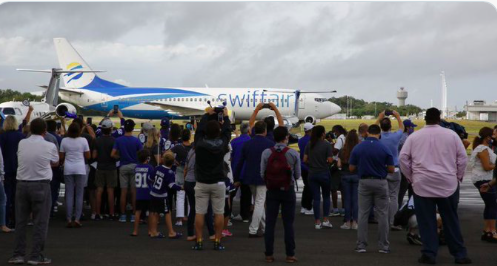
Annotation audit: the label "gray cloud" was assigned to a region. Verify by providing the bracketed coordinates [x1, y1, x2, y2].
[0, 2, 496, 109]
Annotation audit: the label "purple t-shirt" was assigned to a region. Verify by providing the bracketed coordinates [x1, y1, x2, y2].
[113, 135, 142, 166]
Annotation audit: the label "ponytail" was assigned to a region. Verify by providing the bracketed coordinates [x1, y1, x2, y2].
[472, 127, 493, 150]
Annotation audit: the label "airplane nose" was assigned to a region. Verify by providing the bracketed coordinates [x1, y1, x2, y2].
[329, 102, 341, 115]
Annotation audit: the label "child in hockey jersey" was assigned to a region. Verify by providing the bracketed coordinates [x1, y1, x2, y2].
[131, 150, 154, 237]
[149, 152, 183, 239]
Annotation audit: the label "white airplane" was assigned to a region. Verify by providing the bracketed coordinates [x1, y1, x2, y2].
[14, 38, 341, 125]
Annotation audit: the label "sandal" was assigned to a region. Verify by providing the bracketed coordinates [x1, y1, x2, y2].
[192, 241, 203, 250]
[213, 241, 225, 251]
[150, 232, 166, 239]
[73, 221, 82, 228]
[169, 232, 183, 239]
[286, 256, 298, 263]
[187, 236, 197, 241]
[130, 233, 138, 237]
[265, 256, 275, 263]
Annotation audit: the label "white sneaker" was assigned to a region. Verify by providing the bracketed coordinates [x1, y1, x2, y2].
[227, 220, 233, 227]
[232, 214, 243, 221]
[340, 223, 351, 230]
[315, 223, 322, 230]
[175, 221, 183, 226]
[351, 223, 358, 230]
[300, 207, 306, 214]
[304, 209, 314, 216]
[322, 220, 333, 229]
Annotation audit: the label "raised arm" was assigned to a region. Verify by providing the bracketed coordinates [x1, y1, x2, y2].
[221, 108, 232, 143]
[268, 102, 284, 127]
[375, 111, 385, 125]
[194, 113, 210, 145]
[249, 103, 264, 129]
[393, 110, 404, 131]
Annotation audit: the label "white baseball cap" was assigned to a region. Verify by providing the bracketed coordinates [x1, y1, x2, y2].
[304, 123, 314, 132]
[142, 122, 153, 136]
[101, 119, 113, 129]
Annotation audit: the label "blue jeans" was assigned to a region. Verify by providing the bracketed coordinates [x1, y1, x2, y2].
[309, 171, 331, 220]
[341, 173, 359, 222]
[414, 187, 467, 260]
[265, 188, 296, 257]
[0, 180, 6, 226]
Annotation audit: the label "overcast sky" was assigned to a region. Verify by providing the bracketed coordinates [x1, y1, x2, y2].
[0, 2, 496, 109]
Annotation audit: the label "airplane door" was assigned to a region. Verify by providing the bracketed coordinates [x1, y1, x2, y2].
[100, 97, 108, 108]
[299, 94, 305, 109]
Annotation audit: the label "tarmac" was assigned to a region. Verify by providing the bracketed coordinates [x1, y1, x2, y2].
[0, 178, 496, 266]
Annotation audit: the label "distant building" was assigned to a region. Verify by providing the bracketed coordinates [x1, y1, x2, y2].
[397, 87, 408, 107]
[362, 115, 375, 120]
[466, 100, 497, 122]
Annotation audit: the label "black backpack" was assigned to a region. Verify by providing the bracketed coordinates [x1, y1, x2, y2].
[439, 120, 468, 140]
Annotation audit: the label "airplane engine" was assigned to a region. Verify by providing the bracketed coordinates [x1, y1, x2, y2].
[304, 115, 316, 124]
[55, 103, 77, 118]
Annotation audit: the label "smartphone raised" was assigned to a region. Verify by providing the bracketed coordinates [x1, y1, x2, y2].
[78, 115, 84, 121]
[86, 117, 92, 125]
[385, 109, 393, 116]
[113, 105, 119, 114]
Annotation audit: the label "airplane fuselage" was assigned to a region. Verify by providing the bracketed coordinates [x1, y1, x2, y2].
[61, 87, 340, 121]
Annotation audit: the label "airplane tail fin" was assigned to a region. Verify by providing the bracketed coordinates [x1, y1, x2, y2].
[53, 38, 125, 89]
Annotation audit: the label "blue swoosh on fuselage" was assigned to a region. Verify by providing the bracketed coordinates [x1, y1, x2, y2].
[83, 86, 205, 97]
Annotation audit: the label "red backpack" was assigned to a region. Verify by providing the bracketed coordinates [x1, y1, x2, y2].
[264, 147, 292, 190]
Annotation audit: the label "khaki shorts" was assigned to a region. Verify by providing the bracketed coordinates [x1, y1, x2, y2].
[194, 182, 226, 215]
[119, 164, 136, 188]
[95, 169, 118, 188]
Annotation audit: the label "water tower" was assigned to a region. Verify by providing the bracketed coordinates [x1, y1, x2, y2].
[397, 87, 408, 106]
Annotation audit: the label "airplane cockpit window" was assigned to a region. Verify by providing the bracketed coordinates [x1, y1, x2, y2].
[314, 98, 328, 103]
[2, 108, 15, 115]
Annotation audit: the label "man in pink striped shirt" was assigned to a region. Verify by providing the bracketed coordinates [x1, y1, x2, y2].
[399, 108, 471, 265]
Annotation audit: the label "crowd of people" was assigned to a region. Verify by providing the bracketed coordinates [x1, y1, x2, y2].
[0, 102, 496, 265]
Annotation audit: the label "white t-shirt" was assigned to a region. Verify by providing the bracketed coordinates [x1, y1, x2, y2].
[333, 134, 346, 160]
[469, 145, 496, 183]
[60, 137, 90, 175]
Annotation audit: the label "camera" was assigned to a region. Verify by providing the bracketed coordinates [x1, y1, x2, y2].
[385, 109, 393, 116]
[113, 105, 119, 114]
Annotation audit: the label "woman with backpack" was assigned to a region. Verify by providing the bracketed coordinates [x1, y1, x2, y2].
[468, 127, 497, 243]
[338, 129, 360, 230]
[304, 125, 334, 229]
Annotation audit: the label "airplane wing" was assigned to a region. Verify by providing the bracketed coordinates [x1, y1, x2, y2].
[144, 101, 206, 116]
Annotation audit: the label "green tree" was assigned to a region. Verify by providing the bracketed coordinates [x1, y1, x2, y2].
[329, 96, 423, 117]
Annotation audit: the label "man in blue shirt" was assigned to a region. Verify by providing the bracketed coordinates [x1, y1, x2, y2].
[230, 123, 252, 221]
[298, 123, 313, 215]
[349, 124, 395, 254]
[234, 121, 274, 237]
[111, 119, 143, 223]
[376, 110, 404, 230]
